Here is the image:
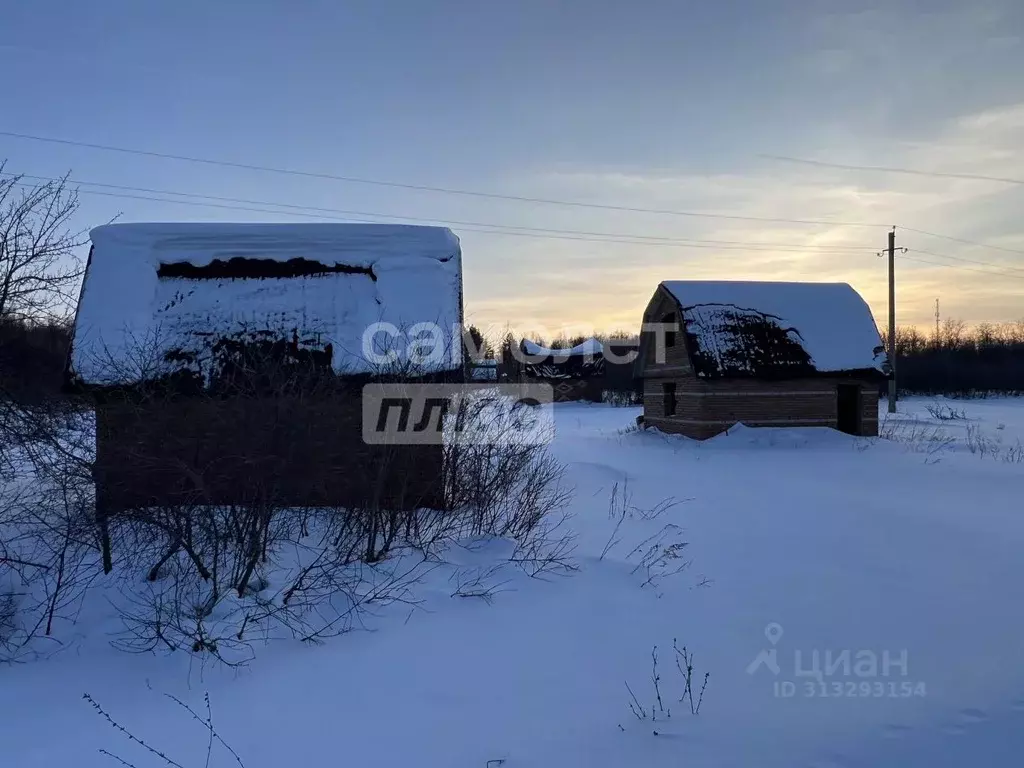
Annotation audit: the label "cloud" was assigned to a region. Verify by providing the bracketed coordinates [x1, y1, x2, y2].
[466, 95, 1024, 334]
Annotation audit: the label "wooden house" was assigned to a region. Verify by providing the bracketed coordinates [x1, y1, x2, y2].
[66, 222, 464, 515]
[517, 338, 605, 402]
[637, 281, 888, 439]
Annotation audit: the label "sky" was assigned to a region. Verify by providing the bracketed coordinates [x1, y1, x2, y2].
[2, 0, 1022, 340]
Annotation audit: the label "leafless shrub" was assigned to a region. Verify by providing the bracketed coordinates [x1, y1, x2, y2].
[878, 416, 956, 457]
[272, 551, 433, 645]
[2, 324, 578, 664]
[600, 480, 685, 561]
[625, 524, 691, 592]
[442, 392, 576, 575]
[965, 422, 998, 458]
[925, 403, 968, 421]
[0, 589, 18, 645]
[622, 641, 709, 735]
[0, 409, 101, 663]
[673, 639, 709, 715]
[1003, 440, 1024, 464]
[84, 691, 245, 768]
[963, 423, 1024, 464]
[625, 679, 648, 722]
[881, 415, 1022, 465]
[449, 563, 511, 603]
[103, 387, 577, 658]
[507, 509, 578, 578]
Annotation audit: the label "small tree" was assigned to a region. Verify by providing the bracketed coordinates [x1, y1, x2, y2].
[0, 164, 86, 324]
[465, 325, 494, 360]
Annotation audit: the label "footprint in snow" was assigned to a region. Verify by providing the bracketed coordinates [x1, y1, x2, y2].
[1011, 699, 1024, 711]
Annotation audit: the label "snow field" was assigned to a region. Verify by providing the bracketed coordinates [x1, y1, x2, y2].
[1, 396, 1023, 767]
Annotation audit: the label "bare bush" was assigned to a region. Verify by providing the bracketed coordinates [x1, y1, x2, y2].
[442, 392, 576, 573]
[600, 480, 685, 561]
[2, 323, 577, 664]
[1003, 440, 1024, 464]
[0, 406, 100, 663]
[925, 403, 968, 421]
[0, 166, 100, 661]
[599, 482, 692, 592]
[84, 691, 246, 768]
[100, 383, 574, 660]
[625, 524, 691, 591]
[880, 415, 1023, 465]
[878, 416, 956, 458]
[964, 423, 1024, 464]
[622, 641, 710, 735]
[673, 639, 709, 715]
[965, 422, 998, 458]
[448, 563, 511, 603]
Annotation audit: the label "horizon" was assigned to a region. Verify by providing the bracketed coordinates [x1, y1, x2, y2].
[3, 0, 1022, 335]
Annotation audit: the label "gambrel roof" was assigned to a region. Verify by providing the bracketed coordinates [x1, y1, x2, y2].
[648, 280, 888, 379]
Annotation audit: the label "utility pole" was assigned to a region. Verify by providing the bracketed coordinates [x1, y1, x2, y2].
[877, 228, 906, 412]
[887, 228, 897, 413]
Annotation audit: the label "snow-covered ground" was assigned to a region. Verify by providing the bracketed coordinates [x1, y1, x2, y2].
[3, 396, 1024, 767]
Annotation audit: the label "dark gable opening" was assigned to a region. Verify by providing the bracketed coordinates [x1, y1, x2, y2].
[157, 257, 377, 281]
[661, 312, 677, 347]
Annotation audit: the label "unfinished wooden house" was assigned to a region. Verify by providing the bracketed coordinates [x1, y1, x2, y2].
[516, 338, 605, 402]
[66, 222, 464, 515]
[637, 281, 888, 439]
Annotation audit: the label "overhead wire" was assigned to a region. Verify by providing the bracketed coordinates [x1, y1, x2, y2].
[900, 226, 1024, 257]
[908, 247, 1024, 276]
[759, 154, 1024, 186]
[0, 130, 888, 228]
[4, 176, 881, 255]
[900, 252, 1024, 280]
[2, 172, 882, 252]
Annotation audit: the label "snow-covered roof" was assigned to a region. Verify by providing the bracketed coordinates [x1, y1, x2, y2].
[70, 223, 463, 386]
[522, 338, 603, 358]
[660, 280, 887, 378]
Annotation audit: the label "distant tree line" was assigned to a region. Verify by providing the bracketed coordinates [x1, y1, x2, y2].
[5, 313, 1023, 401]
[882, 319, 1024, 396]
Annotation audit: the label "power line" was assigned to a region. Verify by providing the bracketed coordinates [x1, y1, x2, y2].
[900, 226, 1024, 257]
[0, 130, 887, 228]
[760, 154, 1024, 186]
[4, 171, 880, 252]
[10, 170, 1023, 281]
[15, 182, 875, 253]
[900, 252, 1024, 280]
[5, 175, 880, 255]
[909, 247, 1024, 276]
[760, 156, 1024, 258]
[7, 131, 1020, 263]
